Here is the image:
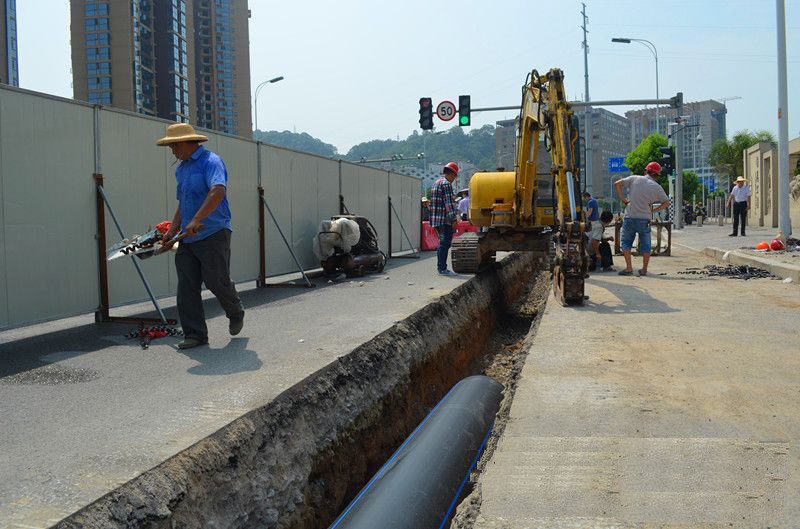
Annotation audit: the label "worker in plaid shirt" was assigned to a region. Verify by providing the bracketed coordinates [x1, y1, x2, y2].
[430, 162, 459, 275]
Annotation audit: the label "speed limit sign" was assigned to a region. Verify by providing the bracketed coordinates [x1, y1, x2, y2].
[436, 100, 456, 121]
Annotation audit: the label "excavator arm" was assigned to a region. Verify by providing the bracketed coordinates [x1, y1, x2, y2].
[517, 69, 588, 304]
[454, 67, 588, 304]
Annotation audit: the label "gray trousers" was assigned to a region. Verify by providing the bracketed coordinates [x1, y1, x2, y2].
[175, 229, 244, 341]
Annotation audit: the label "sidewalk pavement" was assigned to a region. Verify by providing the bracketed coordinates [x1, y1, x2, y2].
[669, 223, 800, 282]
[669, 222, 781, 253]
[0, 253, 466, 529]
[473, 246, 800, 528]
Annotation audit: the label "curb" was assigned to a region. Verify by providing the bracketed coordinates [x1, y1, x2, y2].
[701, 246, 800, 283]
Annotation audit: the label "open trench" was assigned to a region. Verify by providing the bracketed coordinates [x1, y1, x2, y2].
[55, 253, 550, 529]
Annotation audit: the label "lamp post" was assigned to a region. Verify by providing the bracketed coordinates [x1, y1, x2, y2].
[253, 76, 284, 135]
[612, 38, 659, 135]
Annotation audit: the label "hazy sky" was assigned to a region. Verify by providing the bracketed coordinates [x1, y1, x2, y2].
[17, 0, 800, 154]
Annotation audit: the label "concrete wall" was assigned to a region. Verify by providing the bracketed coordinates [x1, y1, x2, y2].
[744, 140, 800, 230]
[0, 85, 420, 329]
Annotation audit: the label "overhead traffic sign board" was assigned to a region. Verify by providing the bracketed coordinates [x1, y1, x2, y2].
[608, 157, 627, 173]
[436, 100, 456, 121]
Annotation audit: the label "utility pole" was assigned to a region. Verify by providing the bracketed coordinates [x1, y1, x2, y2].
[776, 0, 792, 235]
[675, 111, 685, 229]
[581, 3, 592, 193]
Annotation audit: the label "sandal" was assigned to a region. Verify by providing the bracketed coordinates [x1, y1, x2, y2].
[638, 270, 647, 276]
[618, 270, 633, 276]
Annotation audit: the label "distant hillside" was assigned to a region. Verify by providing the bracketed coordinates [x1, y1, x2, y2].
[253, 125, 497, 171]
[344, 125, 496, 171]
[253, 130, 339, 158]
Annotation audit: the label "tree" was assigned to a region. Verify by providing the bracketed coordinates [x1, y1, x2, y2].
[625, 133, 667, 176]
[707, 129, 776, 182]
[681, 171, 699, 202]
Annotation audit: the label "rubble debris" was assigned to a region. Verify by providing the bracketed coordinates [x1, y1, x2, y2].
[679, 265, 779, 280]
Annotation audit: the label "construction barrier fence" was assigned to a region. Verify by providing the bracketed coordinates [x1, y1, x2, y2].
[0, 86, 420, 330]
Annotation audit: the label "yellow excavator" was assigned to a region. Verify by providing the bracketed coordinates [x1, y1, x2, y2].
[451, 68, 588, 305]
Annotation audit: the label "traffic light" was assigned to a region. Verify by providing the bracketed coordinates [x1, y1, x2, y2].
[418, 97, 433, 130]
[669, 92, 683, 109]
[458, 95, 471, 126]
[659, 146, 675, 175]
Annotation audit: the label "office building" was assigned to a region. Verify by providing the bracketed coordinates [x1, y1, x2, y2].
[626, 100, 727, 184]
[194, 0, 251, 135]
[576, 107, 631, 198]
[495, 119, 516, 171]
[71, 0, 251, 136]
[1, 0, 19, 86]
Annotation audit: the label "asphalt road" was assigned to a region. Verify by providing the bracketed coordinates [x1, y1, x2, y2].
[473, 246, 800, 528]
[0, 253, 467, 529]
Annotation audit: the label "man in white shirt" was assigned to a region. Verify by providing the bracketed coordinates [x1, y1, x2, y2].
[726, 176, 751, 237]
[457, 189, 470, 221]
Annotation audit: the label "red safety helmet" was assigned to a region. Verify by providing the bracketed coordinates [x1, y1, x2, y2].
[645, 162, 662, 176]
[444, 162, 459, 176]
[756, 241, 770, 251]
[771, 239, 785, 251]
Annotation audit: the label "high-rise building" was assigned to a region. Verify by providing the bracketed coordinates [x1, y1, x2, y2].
[1, 0, 19, 86]
[71, 0, 251, 136]
[576, 107, 631, 198]
[626, 100, 727, 184]
[193, 0, 251, 136]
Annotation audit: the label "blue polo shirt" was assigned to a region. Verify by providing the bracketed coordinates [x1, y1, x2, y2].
[176, 146, 232, 243]
[586, 197, 599, 221]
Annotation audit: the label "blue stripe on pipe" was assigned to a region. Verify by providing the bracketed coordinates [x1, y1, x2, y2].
[437, 420, 495, 529]
[328, 380, 465, 529]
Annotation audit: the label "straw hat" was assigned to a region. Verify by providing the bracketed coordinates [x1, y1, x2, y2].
[156, 123, 208, 146]
[736, 176, 746, 183]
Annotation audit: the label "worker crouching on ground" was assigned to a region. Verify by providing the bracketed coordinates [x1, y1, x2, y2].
[430, 162, 459, 275]
[157, 124, 245, 349]
[614, 161, 670, 277]
[588, 210, 615, 272]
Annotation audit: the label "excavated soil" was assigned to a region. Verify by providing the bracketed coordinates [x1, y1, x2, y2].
[55, 254, 550, 529]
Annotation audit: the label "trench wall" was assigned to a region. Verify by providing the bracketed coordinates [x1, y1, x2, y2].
[0, 85, 421, 329]
[54, 252, 536, 529]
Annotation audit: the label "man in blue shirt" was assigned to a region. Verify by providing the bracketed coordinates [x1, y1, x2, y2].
[583, 191, 599, 222]
[157, 124, 245, 349]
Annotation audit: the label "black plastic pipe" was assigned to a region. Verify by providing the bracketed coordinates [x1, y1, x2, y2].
[328, 375, 503, 529]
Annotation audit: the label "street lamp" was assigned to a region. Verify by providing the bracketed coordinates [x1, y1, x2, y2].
[253, 76, 285, 135]
[612, 37, 659, 135]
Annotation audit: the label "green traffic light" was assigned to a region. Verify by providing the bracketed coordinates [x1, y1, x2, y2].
[460, 116, 470, 125]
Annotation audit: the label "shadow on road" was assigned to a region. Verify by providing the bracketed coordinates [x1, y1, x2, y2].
[0, 255, 433, 380]
[178, 337, 262, 376]
[579, 278, 681, 314]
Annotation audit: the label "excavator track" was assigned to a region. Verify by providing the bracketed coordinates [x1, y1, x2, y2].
[451, 233, 481, 274]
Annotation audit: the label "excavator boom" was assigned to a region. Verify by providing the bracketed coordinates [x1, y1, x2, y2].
[452, 68, 588, 305]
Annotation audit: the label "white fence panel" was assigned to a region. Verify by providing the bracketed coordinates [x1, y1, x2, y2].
[260, 145, 296, 277]
[213, 135, 259, 283]
[0, 90, 98, 327]
[401, 174, 422, 251]
[99, 109, 174, 306]
[389, 173, 403, 253]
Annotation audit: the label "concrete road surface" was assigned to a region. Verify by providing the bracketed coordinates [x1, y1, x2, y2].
[474, 246, 800, 528]
[0, 253, 467, 529]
